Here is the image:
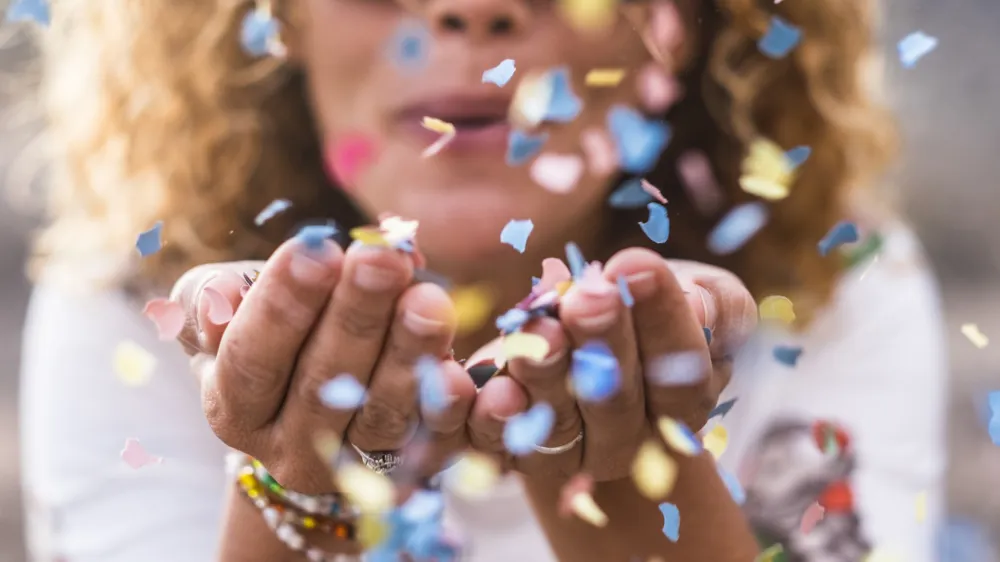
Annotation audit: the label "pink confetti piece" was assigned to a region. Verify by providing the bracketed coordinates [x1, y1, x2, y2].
[120, 438, 163, 470]
[530, 153, 584, 194]
[800, 502, 826, 534]
[640, 179, 667, 204]
[325, 134, 376, 190]
[580, 128, 619, 177]
[142, 298, 184, 341]
[201, 286, 234, 325]
[637, 63, 682, 113]
[677, 150, 723, 215]
[649, 0, 684, 54]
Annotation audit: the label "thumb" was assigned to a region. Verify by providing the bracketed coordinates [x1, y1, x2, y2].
[170, 260, 264, 356]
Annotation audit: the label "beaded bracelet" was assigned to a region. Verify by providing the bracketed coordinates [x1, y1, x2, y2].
[250, 458, 359, 519]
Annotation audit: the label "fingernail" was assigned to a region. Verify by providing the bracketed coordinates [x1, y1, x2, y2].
[625, 271, 657, 300]
[526, 348, 566, 368]
[289, 241, 338, 285]
[684, 284, 717, 330]
[354, 263, 398, 292]
[403, 310, 447, 336]
[576, 309, 618, 331]
[490, 412, 514, 423]
[194, 273, 220, 334]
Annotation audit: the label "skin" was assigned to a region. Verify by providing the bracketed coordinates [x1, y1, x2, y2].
[169, 0, 762, 559]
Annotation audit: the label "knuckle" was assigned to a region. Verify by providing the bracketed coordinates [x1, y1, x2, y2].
[218, 336, 286, 398]
[259, 280, 321, 329]
[353, 397, 412, 443]
[336, 306, 387, 340]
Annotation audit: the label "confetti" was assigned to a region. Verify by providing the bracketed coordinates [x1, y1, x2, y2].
[416, 356, 449, 415]
[496, 308, 531, 333]
[707, 203, 769, 255]
[916, 491, 928, 522]
[558, 0, 617, 32]
[297, 223, 338, 250]
[658, 502, 680, 542]
[639, 202, 670, 244]
[503, 402, 556, 455]
[254, 199, 292, 226]
[388, 19, 430, 71]
[607, 178, 654, 209]
[447, 452, 500, 499]
[326, 133, 376, 188]
[240, 8, 279, 57]
[142, 298, 184, 341]
[319, 374, 367, 410]
[120, 438, 163, 469]
[571, 341, 621, 402]
[800, 502, 825, 534]
[558, 474, 608, 527]
[631, 440, 677, 500]
[988, 391, 1000, 446]
[585, 68, 626, 87]
[755, 544, 785, 562]
[898, 31, 938, 68]
[136, 221, 164, 257]
[740, 138, 794, 201]
[717, 465, 745, 505]
[961, 323, 989, 349]
[702, 424, 729, 459]
[758, 16, 802, 59]
[451, 285, 494, 334]
[565, 242, 587, 280]
[350, 227, 390, 248]
[786, 145, 811, 168]
[616, 275, 634, 307]
[772, 344, 803, 367]
[657, 417, 703, 456]
[114, 340, 156, 387]
[865, 548, 903, 562]
[637, 63, 681, 113]
[677, 150, 723, 215]
[580, 128, 619, 176]
[569, 493, 608, 527]
[607, 105, 671, 174]
[708, 398, 737, 419]
[338, 463, 396, 513]
[500, 219, 534, 253]
[501, 332, 551, 362]
[530, 153, 584, 193]
[703, 327, 712, 344]
[640, 179, 667, 204]
[758, 295, 796, 324]
[818, 221, 860, 256]
[937, 517, 998, 562]
[509, 70, 555, 128]
[421, 117, 457, 157]
[482, 59, 516, 87]
[7, 0, 49, 25]
[545, 67, 583, 123]
[739, 176, 789, 201]
[647, 351, 707, 386]
[201, 286, 234, 325]
[506, 130, 549, 166]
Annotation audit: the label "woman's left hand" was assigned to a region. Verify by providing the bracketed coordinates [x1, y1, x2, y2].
[465, 248, 757, 481]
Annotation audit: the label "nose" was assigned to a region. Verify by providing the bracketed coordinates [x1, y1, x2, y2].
[425, 0, 530, 40]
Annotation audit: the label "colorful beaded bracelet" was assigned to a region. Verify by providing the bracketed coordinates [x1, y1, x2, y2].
[250, 458, 358, 519]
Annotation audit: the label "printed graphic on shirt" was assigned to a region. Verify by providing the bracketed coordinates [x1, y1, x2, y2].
[741, 419, 872, 562]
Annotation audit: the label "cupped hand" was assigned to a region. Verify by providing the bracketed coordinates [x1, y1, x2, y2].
[465, 248, 757, 481]
[170, 234, 476, 493]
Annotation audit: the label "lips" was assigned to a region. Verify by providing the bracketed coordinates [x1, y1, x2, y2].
[396, 94, 514, 151]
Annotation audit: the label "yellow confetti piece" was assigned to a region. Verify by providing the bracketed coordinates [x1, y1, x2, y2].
[961, 323, 989, 349]
[510, 70, 554, 128]
[739, 175, 790, 201]
[349, 227, 390, 247]
[570, 492, 609, 527]
[336, 463, 395, 513]
[656, 417, 700, 456]
[558, 0, 619, 31]
[915, 491, 927, 522]
[501, 331, 551, 362]
[355, 513, 390, 549]
[448, 452, 500, 499]
[421, 116, 456, 135]
[585, 68, 626, 87]
[754, 543, 784, 562]
[758, 295, 796, 324]
[744, 138, 794, 183]
[702, 424, 729, 460]
[864, 548, 902, 562]
[450, 285, 495, 335]
[312, 430, 341, 462]
[631, 440, 677, 500]
[114, 340, 156, 386]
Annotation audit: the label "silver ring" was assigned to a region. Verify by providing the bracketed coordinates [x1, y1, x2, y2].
[532, 431, 584, 455]
[350, 443, 404, 475]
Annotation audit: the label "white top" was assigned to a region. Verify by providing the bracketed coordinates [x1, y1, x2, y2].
[20, 226, 948, 562]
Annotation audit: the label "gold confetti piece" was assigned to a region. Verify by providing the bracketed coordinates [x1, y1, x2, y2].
[355, 513, 390, 549]
[501, 331, 551, 362]
[336, 464, 395, 513]
[702, 424, 729, 460]
[114, 340, 156, 387]
[915, 491, 927, 522]
[421, 116, 456, 135]
[739, 175, 790, 201]
[656, 417, 700, 456]
[743, 138, 794, 184]
[448, 452, 500, 499]
[349, 227, 390, 247]
[755, 543, 784, 562]
[558, 0, 618, 32]
[961, 323, 989, 349]
[631, 440, 677, 500]
[570, 492, 609, 527]
[585, 68, 626, 87]
[759, 295, 796, 324]
[451, 285, 495, 335]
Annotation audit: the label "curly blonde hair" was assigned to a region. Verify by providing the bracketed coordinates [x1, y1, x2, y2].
[30, 0, 896, 320]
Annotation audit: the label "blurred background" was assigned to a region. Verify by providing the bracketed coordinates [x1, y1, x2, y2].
[0, 0, 998, 560]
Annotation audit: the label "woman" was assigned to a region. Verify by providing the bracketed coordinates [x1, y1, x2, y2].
[18, 0, 946, 561]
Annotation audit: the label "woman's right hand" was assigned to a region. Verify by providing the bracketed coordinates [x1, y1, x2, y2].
[169, 234, 477, 493]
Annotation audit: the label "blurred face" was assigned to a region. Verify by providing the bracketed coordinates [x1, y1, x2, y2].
[287, 0, 680, 274]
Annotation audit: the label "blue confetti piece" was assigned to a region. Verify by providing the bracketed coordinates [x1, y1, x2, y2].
[607, 178, 654, 209]
[6, 0, 49, 25]
[718, 466, 746, 505]
[482, 59, 516, 88]
[773, 345, 803, 367]
[703, 327, 712, 345]
[709, 398, 738, 419]
[658, 502, 680, 542]
[506, 130, 549, 166]
[571, 341, 621, 402]
[296, 223, 338, 251]
[135, 221, 164, 257]
[937, 517, 999, 562]
[988, 390, 1000, 446]
[318, 374, 366, 409]
[565, 242, 586, 280]
[785, 145, 811, 168]
[416, 356, 449, 415]
[400, 489, 445, 524]
[639, 202, 670, 244]
[531, 276, 541, 287]
[758, 16, 802, 59]
[254, 198, 292, 226]
[495, 308, 531, 333]
[388, 19, 431, 71]
[503, 402, 555, 456]
[544, 67, 583, 123]
[616, 275, 634, 308]
[500, 219, 534, 253]
[240, 9, 278, 57]
[898, 31, 938, 69]
[818, 220, 859, 256]
[607, 105, 671, 174]
[707, 202, 769, 255]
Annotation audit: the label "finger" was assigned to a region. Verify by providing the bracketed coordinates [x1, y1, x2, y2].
[280, 242, 414, 438]
[560, 266, 646, 479]
[347, 282, 456, 451]
[207, 236, 343, 441]
[506, 317, 582, 478]
[603, 248, 714, 431]
[467, 375, 528, 466]
[419, 359, 477, 472]
[171, 261, 262, 356]
[668, 260, 758, 359]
